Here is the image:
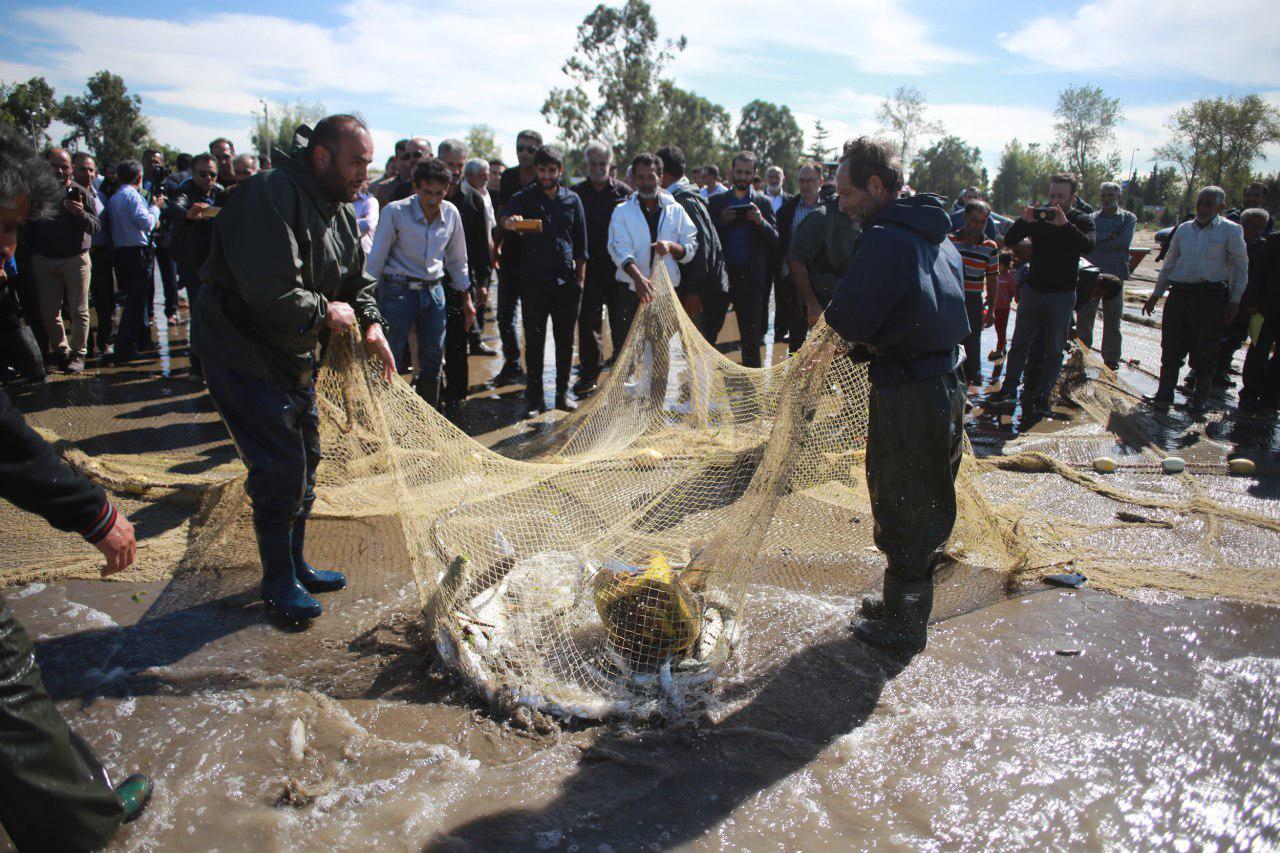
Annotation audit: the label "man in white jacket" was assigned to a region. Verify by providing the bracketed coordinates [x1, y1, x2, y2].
[608, 153, 698, 308]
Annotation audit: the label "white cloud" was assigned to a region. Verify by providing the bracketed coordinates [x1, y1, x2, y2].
[998, 0, 1280, 87]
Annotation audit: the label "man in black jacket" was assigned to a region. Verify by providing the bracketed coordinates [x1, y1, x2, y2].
[439, 138, 492, 412]
[988, 173, 1096, 416]
[1240, 226, 1280, 410]
[167, 152, 226, 378]
[776, 163, 825, 348]
[571, 141, 629, 396]
[704, 151, 779, 367]
[822, 137, 969, 654]
[493, 130, 543, 386]
[657, 145, 727, 324]
[0, 124, 152, 847]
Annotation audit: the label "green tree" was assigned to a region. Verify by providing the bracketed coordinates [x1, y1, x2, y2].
[734, 99, 804, 186]
[59, 71, 150, 165]
[655, 81, 730, 170]
[464, 124, 501, 162]
[1155, 94, 1280, 210]
[251, 98, 325, 159]
[806, 119, 834, 164]
[991, 138, 1064, 214]
[0, 77, 59, 144]
[876, 85, 944, 167]
[541, 0, 685, 157]
[1053, 83, 1123, 197]
[908, 135, 987, 200]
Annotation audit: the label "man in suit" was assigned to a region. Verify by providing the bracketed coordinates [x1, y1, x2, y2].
[703, 151, 779, 367]
[775, 162, 825, 349]
[760, 164, 793, 343]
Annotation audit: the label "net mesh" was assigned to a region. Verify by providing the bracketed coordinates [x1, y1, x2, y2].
[8, 262, 1280, 720]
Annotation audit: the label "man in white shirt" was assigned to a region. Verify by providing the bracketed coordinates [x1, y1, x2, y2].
[365, 158, 475, 406]
[1142, 185, 1249, 410]
[607, 152, 697, 305]
[763, 166, 787, 214]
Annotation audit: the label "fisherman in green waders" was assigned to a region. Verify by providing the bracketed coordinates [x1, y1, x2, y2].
[822, 137, 969, 654]
[0, 124, 152, 850]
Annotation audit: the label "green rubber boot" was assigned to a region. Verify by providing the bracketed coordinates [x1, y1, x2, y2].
[116, 773, 153, 823]
[852, 575, 933, 654]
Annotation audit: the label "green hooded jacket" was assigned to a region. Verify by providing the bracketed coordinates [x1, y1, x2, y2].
[196, 128, 384, 390]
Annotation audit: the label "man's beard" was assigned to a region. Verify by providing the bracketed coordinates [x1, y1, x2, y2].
[539, 177, 558, 190]
[733, 180, 750, 191]
[638, 187, 658, 199]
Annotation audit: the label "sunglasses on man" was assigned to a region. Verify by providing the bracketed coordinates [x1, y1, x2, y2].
[517, 144, 538, 154]
[401, 151, 426, 160]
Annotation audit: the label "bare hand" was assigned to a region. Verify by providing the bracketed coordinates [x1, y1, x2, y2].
[153, 195, 166, 209]
[1142, 294, 1159, 316]
[500, 215, 522, 232]
[805, 297, 823, 328]
[62, 198, 85, 218]
[1051, 204, 1069, 227]
[1021, 206, 1036, 223]
[363, 323, 396, 383]
[680, 294, 702, 317]
[634, 274, 655, 303]
[462, 295, 477, 331]
[95, 512, 137, 576]
[1224, 303, 1239, 326]
[652, 240, 676, 257]
[475, 286, 488, 308]
[187, 202, 209, 220]
[743, 203, 763, 225]
[720, 206, 739, 226]
[326, 300, 357, 331]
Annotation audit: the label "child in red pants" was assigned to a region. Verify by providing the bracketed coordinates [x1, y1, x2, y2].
[987, 250, 1018, 361]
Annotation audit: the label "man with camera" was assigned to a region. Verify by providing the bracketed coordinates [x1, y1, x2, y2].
[987, 173, 1096, 417]
[24, 147, 99, 373]
[704, 151, 779, 367]
[167, 152, 226, 379]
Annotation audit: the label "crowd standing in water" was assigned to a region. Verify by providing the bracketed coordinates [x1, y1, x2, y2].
[1, 103, 1279, 845]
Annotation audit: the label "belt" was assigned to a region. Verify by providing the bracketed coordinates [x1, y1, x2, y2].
[383, 273, 442, 290]
[1171, 280, 1226, 289]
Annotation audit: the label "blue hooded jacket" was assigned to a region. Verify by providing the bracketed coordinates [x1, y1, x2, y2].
[824, 193, 969, 386]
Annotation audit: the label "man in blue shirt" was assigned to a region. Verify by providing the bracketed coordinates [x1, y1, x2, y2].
[500, 146, 588, 416]
[105, 160, 162, 363]
[822, 137, 969, 654]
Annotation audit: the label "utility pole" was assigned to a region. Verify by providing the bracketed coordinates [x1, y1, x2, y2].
[1129, 147, 1139, 180]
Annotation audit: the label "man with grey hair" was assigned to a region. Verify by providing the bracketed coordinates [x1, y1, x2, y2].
[1142, 185, 1248, 410]
[1082, 180, 1136, 369]
[464, 157, 498, 356]
[571, 140, 629, 395]
[232, 153, 260, 184]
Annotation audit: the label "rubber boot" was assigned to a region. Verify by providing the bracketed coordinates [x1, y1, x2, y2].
[116, 773, 153, 823]
[416, 372, 440, 408]
[257, 522, 322, 620]
[853, 575, 933, 653]
[292, 507, 346, 594]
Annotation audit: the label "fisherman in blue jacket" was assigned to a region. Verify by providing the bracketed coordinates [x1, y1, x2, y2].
[823, 137, 969, 653]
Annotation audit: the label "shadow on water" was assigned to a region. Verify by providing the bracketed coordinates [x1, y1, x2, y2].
[430, 634, 913, 851]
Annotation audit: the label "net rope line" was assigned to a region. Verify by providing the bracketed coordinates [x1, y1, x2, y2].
[7, 261, 1279, 717]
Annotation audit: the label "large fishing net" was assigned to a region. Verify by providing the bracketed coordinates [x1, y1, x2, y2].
[7, 262, 1280, 721]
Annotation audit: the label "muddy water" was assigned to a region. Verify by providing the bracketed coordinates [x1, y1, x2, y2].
[4, 261, 1280, 849]
[6, 579, 1277, 850]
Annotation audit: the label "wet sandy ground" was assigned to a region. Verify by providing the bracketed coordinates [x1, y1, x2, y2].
[3, 256, 1280, 849]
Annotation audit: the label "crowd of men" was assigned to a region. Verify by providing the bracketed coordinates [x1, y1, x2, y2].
[3, 124, 1277, 420]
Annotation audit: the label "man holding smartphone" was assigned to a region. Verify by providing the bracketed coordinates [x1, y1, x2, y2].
[168, 152, 226, 379]
[987, 173, 1095, 417]
[704, 151, 779, 367]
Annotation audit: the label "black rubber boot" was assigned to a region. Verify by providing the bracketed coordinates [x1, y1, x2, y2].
[291, 507, 346, 594]
[853, 575, 933, 653]
[257, 522, 322, 620]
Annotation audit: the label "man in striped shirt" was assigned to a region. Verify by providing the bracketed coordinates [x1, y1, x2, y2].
[948, 199, 999, 385]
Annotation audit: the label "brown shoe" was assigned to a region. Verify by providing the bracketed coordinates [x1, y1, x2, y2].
[63, 357, 85, 374]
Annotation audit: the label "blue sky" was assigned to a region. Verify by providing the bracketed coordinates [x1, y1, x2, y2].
[3, 0, 1278, 181]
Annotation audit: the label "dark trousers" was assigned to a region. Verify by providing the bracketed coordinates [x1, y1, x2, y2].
[176, 262, 204, 374]
[788, 281, 835, 352]
[577, 265, 617, 383]
[763, 269, 796, 342]
[89, 245, 116, 352]
[443, 287, 470, 403]
[497, 264, 521, 364]
[0, 323, 46, 383]
[1242, 316, 1280, 405]
[1157, 282, 1227, 401]
[960, 290, 985, 384]
[151, 246, 178, 319]
[111, 246, 152, 358]
[699, 266, 765, 367]
[1001, 287, 1075, 404]
[202, 358, 320, 533]
[521, 279, 581, 402]
[13, 269, 46, 355]
[866, 370, 966, 582]
[1216, 307, 1251, 378]
[0, 596, 124, 851]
